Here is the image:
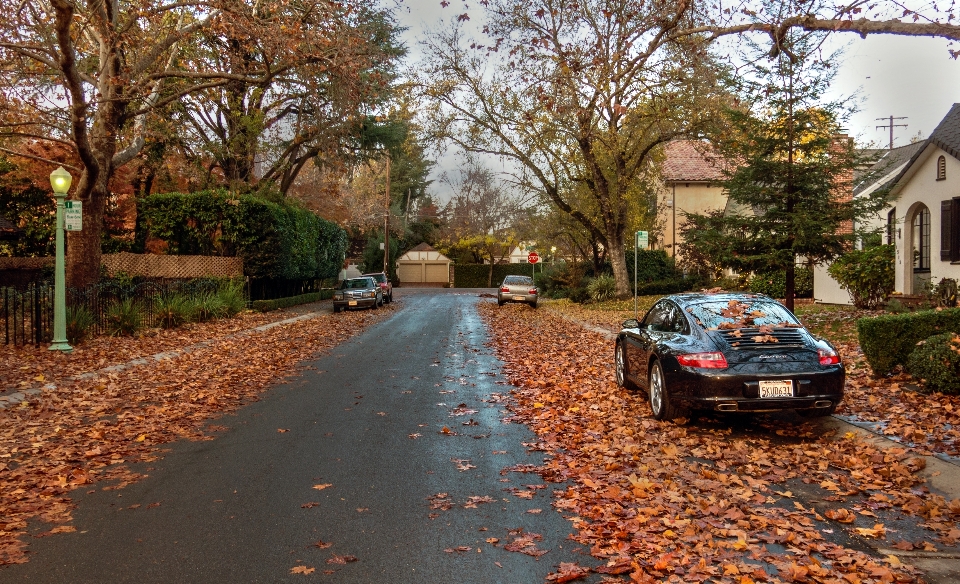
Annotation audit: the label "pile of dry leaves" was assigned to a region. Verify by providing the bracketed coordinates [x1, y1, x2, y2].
[481, 303, 960, 583]
[0, 307, 390, 565]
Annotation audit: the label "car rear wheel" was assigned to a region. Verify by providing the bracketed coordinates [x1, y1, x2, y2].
[497, 300, 504, 307]
[649, 360, 686, 421]
[529, 301, 537, 309]
[615, 342, 638, 391]
[333, 305, 341, 313]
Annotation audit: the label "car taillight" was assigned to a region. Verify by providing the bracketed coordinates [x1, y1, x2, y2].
[500, 286, 509, 292]
[529, 288, 537, 295]
[677, 352, 728, 369]
[818, 348, 840, 366]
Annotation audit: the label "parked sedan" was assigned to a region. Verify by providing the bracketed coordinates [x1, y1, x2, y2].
[363, 272, 393, 303]
[333, 277, 382, 312]
[497, 275, 538, 308]
[615, 293, 843, 420]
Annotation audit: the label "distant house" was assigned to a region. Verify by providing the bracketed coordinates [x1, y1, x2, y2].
[0, 215, 20, 241]
[813, 141, 925, 304]
[659, 140, 728, 260]
[886, 103, 960, 295]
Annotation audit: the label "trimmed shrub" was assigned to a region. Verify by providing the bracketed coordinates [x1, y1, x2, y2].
[453, 263, 535, 288]
[935, 278, 958, 308]
[136, 190, 347, 281]
[857, 307, 960, 375]
[747, 267, 813, 298]
[66, 305, 95, 345]
[827, 245, 894, 308]
[250, 290, 333, 312]
[587, 275, 617, 302]
[155, 294, 193, 329]
[625, 249, 678, 283]
[907, 332, 960, 394]
[104, 298, 142, 336]
[637, 277, 702, 296]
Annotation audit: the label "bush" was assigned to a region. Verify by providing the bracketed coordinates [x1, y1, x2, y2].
[66, 305, 95, 345]
[216, 279, 247, 316]
[155, 294, 193, 329]
[625, 249, 679, 283]
[637, 277, 703, 296]
[907, 332, 960, 394]
[935, 278, 958, 308]
[857, 307, 960, 375]
[191, 293, 226, 322]
[587, 275, 617, 302]
[747, 267, 813, 298]
[827, 245, 894, 309]
[535, 262, 593, 299]
[104, 298, 142, 336]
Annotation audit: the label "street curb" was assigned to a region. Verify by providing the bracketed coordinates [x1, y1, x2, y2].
[0, 310, 326, 410]
[548, 307, 960, 499]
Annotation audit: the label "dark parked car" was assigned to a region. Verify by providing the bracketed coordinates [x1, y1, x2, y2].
[363, 272, 393, 303]
[333, 277, 382, 312]
[615, 293, 843, 420]
[497, 275, 538, 308]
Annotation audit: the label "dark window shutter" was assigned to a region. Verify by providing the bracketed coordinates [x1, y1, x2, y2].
[953, 199, 960, 262]
[943, 200, 953, 261]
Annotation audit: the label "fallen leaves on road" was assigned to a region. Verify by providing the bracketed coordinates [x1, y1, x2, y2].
[325, 554, 358, 564]
[0, 308, 389, 565]
[312, 483, 333, 491]
[545, 562, 591, 582]
[480, 303, 960, 583]
[290, 565, 315, 574]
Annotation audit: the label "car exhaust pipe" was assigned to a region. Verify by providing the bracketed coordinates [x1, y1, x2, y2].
[814, 400, 833, 408]
[716, 403, 738, 412]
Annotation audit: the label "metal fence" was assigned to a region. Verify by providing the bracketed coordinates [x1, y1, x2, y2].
[2, 279, 227, 347]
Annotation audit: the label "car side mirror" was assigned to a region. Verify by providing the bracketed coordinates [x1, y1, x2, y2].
[622, 318, 640, 329]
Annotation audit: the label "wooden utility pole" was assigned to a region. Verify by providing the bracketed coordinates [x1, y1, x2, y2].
[875, 116, 908, 150]
[383, 156, 391, 274]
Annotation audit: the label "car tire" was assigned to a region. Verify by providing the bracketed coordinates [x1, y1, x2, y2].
[333, 305, 341, 313]
[615, 342, 639, 391]
[648, 359, 686, 421]
[497, 300, 504, 307]
[529, 301, 537, 309]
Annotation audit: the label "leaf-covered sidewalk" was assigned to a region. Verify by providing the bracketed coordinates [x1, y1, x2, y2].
[481, 303, 960, 583]
[0, 304, 393, 565]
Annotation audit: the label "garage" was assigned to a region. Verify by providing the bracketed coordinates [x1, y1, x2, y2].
[396, 243, 451, 287]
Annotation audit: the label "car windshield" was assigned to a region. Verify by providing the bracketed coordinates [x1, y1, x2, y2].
[687, 299, 801, 330]
[365, 274, 386, 283]
[503, 276, 533, 286]
[341, 278, 372, 290]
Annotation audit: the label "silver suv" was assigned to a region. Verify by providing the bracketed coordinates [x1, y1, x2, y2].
[497, 275, 538, 308]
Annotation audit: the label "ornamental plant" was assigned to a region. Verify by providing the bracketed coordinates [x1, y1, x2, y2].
[907, 332, 960, 394]
[827, 245, 894, 309]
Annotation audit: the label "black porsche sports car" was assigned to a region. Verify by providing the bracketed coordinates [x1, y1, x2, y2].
[615, 293, 844, 420]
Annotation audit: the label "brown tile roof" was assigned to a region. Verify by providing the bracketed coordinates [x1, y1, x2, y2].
[408, 242, 436, 252]
[661, 140, 726, 182]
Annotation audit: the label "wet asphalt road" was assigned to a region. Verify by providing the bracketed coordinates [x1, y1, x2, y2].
[0, 290, 596, 583]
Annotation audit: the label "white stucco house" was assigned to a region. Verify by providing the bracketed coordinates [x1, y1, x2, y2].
[886, 103, 960, 295]
[813, 142, 924, 304]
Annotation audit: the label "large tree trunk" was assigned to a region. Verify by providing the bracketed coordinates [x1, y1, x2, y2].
[607, 232, 629, 299]
[784, 261, 796, 313]
[66, 163, 111, 290]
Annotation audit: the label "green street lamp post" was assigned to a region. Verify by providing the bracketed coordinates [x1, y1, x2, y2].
[49, 166, 73, 353]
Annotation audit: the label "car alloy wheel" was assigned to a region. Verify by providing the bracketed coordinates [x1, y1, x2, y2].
[649, 361, 665, 417]
[615, 343, 626, 387]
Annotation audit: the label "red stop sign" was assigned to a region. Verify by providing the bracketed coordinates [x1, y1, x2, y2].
[527, 251, 540, 264]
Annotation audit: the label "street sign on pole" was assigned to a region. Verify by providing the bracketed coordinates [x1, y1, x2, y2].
[635, 230, 648, 250]
[527, 251, 540, 264]
[64, 200, 82, 231]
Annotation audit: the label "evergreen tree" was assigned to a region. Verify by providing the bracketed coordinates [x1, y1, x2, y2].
[683, 17, 884, 311]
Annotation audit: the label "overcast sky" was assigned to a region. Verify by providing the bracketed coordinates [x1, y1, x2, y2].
[392, 1, 960, 200]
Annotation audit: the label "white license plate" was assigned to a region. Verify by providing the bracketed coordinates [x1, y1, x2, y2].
[513, 295, 525, 300]
[348, 300, 357, 306]
[759, 380, 793, 398]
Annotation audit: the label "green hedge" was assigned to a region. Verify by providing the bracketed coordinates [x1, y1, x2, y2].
[625, 249, 679, 283]
[453, 263, 537, 288]
[136, 190, 347, 280]
[857, 307, 960, 375]
[250, 290, 334, 312]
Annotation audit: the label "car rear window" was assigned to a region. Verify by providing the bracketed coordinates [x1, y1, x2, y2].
[342, 278, 372, 289]
[687, 299, 800, 330]
[364, 273, 386, 283]
[503, 276, 533, 285]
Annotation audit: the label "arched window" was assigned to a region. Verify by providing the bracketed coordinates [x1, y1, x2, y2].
[913, 206, 930, 272]
[938, 155, 947, 181]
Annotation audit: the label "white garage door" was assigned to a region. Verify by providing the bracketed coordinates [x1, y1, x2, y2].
[424, 263, 448, 283]
[398, 263, 422, 283]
